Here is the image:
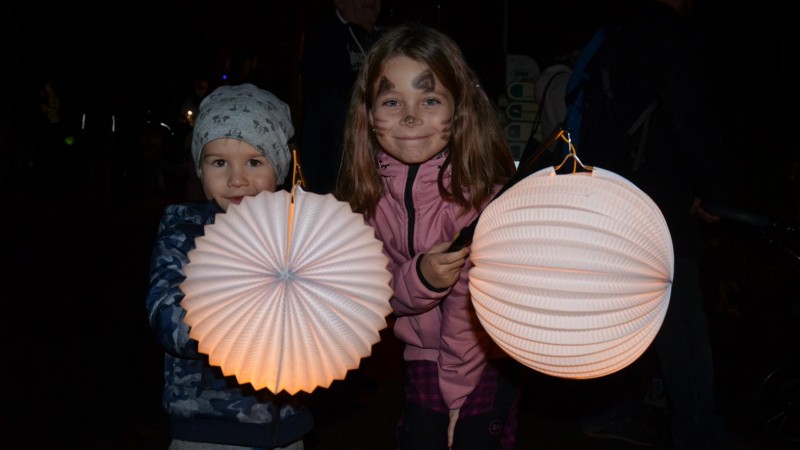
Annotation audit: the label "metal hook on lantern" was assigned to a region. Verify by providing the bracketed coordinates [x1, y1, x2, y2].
[553, 130, 593, 174]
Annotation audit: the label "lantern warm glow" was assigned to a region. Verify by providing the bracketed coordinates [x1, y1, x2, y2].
[180, 188, 393, 394]
[469, 167, 673, 379]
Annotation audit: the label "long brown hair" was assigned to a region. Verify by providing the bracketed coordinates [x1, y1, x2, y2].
[335, 22, 515, 218]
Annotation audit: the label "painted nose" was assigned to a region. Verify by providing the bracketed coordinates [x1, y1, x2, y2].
[400, 114, 422, 127]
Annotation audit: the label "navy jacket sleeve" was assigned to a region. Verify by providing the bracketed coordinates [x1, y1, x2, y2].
[145, 202, 219, 358]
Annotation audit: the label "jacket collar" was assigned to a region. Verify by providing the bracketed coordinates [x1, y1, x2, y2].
[377, 151, 451, 206]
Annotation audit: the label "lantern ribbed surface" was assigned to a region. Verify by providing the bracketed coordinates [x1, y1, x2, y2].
[180, 188, 393, 394]
[469, 167, 673, 379]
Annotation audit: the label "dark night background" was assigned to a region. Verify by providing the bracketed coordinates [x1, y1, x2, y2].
[2, 0, 798, 212]
[1, 1, 798, 449]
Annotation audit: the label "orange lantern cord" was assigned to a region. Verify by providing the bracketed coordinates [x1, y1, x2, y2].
[291, 149, 307, 190]
[518, 129, 593, 176]
[553, 130, 593, 174]
[287, 149, 306, 263]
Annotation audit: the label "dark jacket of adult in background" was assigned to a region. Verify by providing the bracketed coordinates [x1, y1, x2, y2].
[299, 9, 381, 194]
[571, 2, 730, 449]
[576, 0, 728, 258]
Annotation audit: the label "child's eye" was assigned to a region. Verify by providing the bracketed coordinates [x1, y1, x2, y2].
[211, 159, 227, 167]
[382, 99, 400, 107]
[247, 159, 264, 167]
[423, 98, 441, 106]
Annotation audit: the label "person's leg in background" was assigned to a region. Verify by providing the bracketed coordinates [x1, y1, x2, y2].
[654, 255, 725, 450]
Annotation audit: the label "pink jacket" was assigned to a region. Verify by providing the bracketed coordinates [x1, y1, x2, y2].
[368, 151, 505, 410]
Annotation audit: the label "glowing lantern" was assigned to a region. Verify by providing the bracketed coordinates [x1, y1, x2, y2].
[180, 183, 393, 394]
[469, 165, 673, 379]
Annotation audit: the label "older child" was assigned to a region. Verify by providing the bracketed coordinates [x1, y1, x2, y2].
[145, 83, 313, 450]
[336, 23, 521, 450]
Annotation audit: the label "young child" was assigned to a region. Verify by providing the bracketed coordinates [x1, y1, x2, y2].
[336, 23, 521, 450]
[145, 83, 313, 450]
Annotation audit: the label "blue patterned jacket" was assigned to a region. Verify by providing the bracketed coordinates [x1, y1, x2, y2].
[145, 200, 314, 448]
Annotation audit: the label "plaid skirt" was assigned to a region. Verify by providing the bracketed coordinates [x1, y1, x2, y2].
[397, 359, 521, 450]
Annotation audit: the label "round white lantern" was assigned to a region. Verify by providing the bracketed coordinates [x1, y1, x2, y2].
[469, 166, 673, 379]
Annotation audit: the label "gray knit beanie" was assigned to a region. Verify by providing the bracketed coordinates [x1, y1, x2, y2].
[191, 83, 293, 182]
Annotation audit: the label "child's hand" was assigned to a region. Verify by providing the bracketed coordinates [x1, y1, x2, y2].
[447, 407, 460, 448]
[420, 241, 468, 289]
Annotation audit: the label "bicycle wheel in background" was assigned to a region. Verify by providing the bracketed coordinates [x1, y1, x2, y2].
[750, 356, 800, 448]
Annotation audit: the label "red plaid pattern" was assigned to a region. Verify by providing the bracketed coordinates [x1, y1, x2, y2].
[402, 360, 519, 450]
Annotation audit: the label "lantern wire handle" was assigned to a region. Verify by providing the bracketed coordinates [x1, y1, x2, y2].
[291, 148, 306, 189]
[553, 131, 594, 174]
[286, 149, 306, 264]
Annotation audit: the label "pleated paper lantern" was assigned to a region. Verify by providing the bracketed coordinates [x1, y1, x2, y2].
[469, 166, 673, 379]
[180, 187, 393, 394]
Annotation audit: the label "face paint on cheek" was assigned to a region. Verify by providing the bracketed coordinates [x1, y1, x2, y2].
[372, 117, 390, 137]
[435, 116, 453, 141]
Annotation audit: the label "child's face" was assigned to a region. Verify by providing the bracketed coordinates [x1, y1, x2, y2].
[369, 56, 453, 164]
[199, 138, 278, 211]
